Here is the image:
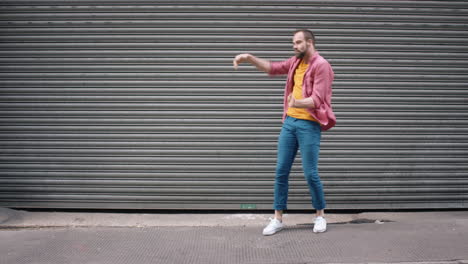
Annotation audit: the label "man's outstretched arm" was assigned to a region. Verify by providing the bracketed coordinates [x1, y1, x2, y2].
[233, 53, 271, 73]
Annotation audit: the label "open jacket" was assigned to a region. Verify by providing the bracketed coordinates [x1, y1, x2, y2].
[269, 52, 336, 131]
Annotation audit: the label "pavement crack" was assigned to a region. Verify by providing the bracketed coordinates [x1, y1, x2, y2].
[296, 218, 394, 226]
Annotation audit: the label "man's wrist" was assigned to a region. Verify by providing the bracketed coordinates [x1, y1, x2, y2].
[246, 54, 254, 63]
[293, 98, 315, 109]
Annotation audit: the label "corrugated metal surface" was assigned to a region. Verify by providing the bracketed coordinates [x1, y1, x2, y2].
[0, 0, 467, 210]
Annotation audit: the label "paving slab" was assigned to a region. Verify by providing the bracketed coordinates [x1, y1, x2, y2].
[0, 208, 357, 227]
[0, 209, 467, 264]
[1, 221, 467, 264]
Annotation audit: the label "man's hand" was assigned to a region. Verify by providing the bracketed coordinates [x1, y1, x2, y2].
[233, 53, 271, 73]
[233, 53, 251, 69]
[288, 95, 315, 109]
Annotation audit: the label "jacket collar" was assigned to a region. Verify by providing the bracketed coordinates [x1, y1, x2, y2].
[292, 51, 320, 66]
[306, 51, 320, 64]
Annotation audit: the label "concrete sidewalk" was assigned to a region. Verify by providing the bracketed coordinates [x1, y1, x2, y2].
[1, 208, 467, 264]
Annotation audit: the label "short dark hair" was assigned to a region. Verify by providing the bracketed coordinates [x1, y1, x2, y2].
[294, 29, 316, 48]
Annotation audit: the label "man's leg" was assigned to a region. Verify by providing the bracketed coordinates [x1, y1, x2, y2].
[297, 120, 325, 210]
[273, 119, 298, 217]
[263, 119, 298, 236]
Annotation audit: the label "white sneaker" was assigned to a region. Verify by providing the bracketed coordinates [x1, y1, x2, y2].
[313, 216, 327, 233]
[262, 218, 284, 236]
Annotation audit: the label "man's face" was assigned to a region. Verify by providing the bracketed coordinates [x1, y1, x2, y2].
[293, 32, 310, 59]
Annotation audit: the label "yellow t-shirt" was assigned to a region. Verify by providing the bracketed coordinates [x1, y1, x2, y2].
[287, 60, 318, 122]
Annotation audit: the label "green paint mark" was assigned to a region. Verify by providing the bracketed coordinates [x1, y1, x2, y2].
[240, 204, 257, 209]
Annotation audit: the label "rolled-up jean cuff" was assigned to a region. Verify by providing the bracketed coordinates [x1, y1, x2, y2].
[273, 205, 287, 211]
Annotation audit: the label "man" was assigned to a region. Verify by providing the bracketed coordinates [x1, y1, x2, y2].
[233, 29, 336, 235]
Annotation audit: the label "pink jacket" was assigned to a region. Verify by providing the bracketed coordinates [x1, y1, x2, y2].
[269, 52, 336, 131]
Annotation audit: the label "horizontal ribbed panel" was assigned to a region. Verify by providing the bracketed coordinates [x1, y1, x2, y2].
[0, 0, 467, 210]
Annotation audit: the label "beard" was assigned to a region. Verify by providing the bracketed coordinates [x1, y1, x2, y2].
[295, 50, 307, 58]
[295, 42, 310, 58]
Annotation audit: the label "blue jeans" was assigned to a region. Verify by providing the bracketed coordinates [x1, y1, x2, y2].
[274, 116, 326, 210]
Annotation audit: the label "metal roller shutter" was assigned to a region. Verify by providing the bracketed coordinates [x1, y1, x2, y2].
[0, 0, 467, 210]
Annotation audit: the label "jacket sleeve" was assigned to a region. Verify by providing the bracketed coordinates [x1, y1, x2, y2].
[268, 57, 294, 76]
[310, 61, 334, 109]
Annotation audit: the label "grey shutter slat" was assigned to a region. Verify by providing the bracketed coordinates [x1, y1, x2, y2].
[0, 1, 467, 210]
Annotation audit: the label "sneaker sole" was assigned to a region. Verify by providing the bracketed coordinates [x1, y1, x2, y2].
[263, 227, 283, 236]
